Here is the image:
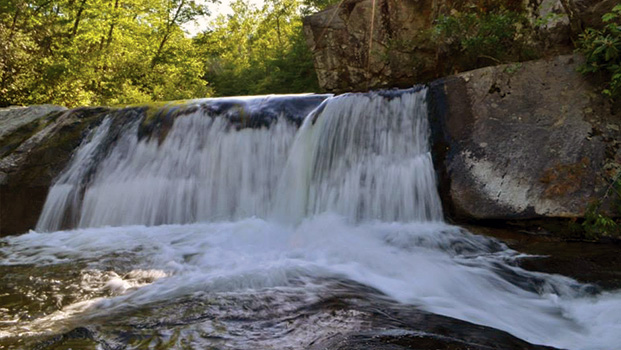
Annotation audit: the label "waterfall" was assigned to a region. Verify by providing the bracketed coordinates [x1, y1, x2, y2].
[36, 88, 441, 231]
[79, 115, 296, 227]
[274, 88, 442, 223]
[36, 118, 113, 230]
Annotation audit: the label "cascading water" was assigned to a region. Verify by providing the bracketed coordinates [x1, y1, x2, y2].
[2, 89, 621, 350]
[274, 89, 442, 223]
[37, 88, 441, 230]
[36, 94, 328, 231]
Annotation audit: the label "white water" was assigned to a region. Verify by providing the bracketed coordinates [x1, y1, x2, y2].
[274, 91, 442, 223]
[36, 118, 113, 230]
[3, 217, 621, 349]
[37, 90, 442, 230]
[5, 89, 621, 349]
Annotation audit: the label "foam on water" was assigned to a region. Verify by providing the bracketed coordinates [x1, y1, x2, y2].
[2, 217, 621, 349]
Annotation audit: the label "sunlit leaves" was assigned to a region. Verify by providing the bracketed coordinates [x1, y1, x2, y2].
[0, 0, 214, 107]
[0, 0, 318, 106]
[195, 0, 318, 97]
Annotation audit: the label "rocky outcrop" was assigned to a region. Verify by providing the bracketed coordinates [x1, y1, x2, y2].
[428, 54, 620, 221]
[303, 0, 440, 92]
[0, 106, 109, 236]
[303, 0, 614, 93]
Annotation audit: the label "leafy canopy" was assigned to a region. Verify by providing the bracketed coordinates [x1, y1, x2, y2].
[196, 0, 318, 97]
[0, 0, 321, 107]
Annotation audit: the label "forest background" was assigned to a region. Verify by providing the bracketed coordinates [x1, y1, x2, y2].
[0, 0, 336, 107]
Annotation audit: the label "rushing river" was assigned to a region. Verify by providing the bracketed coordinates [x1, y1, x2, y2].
[1, 89, 620, 349]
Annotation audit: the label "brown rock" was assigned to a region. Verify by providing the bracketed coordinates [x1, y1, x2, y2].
[304, 0, 615, 93]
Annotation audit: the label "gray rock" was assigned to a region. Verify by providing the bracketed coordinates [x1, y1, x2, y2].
[428, 54, 621, 220]
[0, 105, 66, 141]
[0, 107, 110, 236]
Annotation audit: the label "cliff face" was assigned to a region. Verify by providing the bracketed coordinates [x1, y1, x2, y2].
[303, 0, 614, 93]
[303, 0, 440, 92]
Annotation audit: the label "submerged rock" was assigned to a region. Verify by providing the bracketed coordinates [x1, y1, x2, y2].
[428, 54, 621, 221]
[23, 281, 557, 350]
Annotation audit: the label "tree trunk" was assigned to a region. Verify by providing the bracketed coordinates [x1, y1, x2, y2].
[151, 0, 186, 69]
[71, 0, 88, 37]
[105, 0, 120, 47]
[8, 6, 21, 42]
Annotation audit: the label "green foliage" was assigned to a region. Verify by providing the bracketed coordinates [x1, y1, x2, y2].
[433, 4, 539, 71]
[0, 0, 213, 107]
[577, 5, 621, 98]
[300, 0, 340, 15]
[581, 172, 621, 240]
[0, 0, 320, 106]
[196, 0, 319, 97]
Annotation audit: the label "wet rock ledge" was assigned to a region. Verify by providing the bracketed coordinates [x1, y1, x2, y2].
[0, 106, 109, 235]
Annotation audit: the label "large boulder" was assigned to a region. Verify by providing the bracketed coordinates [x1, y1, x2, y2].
[428, 54, 621, 221]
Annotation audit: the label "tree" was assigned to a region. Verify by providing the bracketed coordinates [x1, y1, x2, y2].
[195, 0, 319, 97]
[0, 0, 214, 107]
